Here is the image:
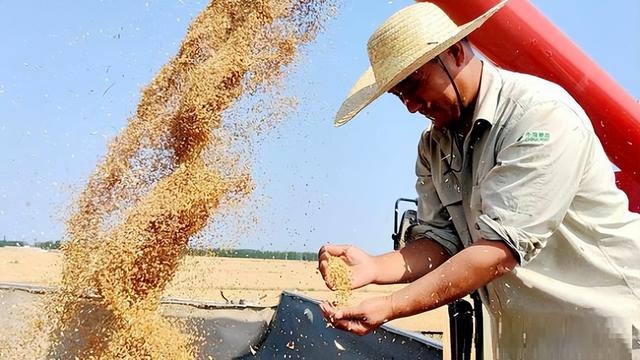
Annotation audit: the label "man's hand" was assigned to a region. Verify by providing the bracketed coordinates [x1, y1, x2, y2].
[319, 296, 394, 336]
[318, 245, 378, 290]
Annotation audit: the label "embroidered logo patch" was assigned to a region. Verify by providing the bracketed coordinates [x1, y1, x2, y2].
[520, 131, 550, 142]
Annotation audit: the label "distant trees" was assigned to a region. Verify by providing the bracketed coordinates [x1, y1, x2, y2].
[0, 240, 25, 247]
[0, 239, 60, 249]
[34, 240, 62, 250]
[188, 248, 318, 261]
[0, 238, 317, 261]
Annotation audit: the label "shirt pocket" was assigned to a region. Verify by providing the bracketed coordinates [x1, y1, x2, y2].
[435, 171, 472, 246]
[438, 171, 463, 207]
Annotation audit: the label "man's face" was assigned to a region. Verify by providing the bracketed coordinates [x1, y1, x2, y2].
[388, 57, 460, 129]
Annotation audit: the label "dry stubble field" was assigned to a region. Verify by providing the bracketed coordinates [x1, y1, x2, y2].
[0, 246, 449, 343]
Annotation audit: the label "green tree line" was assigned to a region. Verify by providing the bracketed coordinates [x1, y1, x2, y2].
[0, 239, 317, 261]
[188, 248, 318, 261]
[0, 240, 26, 247]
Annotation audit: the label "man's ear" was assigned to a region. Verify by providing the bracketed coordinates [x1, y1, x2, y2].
[445, 42, 466, 68]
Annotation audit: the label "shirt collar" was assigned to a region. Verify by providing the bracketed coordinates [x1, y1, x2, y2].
[471, 60, 503, 127]
[430, 60, 503, 143]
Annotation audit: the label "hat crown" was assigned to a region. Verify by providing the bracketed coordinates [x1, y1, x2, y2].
[366, 3, 459, 89]
[334, 0, 506, 127]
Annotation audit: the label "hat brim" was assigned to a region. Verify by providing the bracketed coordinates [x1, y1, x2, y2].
[334, 0, 508, 127]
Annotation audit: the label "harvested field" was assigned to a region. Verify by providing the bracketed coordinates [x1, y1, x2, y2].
[0, 247, 448, 342]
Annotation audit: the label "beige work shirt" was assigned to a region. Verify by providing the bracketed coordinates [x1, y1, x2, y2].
[411, 61, 640, 359]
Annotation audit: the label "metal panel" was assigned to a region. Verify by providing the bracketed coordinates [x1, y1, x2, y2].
[240, 291, 442, 360]
[0, 284, 442, 360]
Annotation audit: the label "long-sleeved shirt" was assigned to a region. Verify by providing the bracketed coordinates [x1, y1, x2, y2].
[410, 61, 640, 359]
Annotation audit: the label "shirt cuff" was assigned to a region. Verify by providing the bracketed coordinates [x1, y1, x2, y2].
[409, 224, 463, 257]
[476, 214, 545, 266]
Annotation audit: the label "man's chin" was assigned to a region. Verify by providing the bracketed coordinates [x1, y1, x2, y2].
[430, 114, 457, 129]
[427, 116, 447, 130]
[421, 113, 438, 125]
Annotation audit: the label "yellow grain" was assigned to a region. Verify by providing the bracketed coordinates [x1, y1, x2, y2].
[7, 1, 337, 359]
[326, 255, 352, 306]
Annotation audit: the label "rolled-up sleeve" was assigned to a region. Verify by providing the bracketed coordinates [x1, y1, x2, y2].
[476, 102, 591, 266]
[411, 135, 464, 256]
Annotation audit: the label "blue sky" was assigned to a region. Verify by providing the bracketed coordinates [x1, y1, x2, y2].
[0, 1, 639, 254]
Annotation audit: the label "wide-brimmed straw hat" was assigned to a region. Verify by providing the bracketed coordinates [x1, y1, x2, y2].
[334, 0, 508, 127]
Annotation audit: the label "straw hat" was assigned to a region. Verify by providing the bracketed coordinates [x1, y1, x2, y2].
[334, 0, 508, 126]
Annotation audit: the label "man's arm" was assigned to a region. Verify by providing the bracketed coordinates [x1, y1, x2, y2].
[320, 238, 517, 335]
[372, 238, 451, 285]
[317, 239, 450, 290]
[390, 239, 517, 318]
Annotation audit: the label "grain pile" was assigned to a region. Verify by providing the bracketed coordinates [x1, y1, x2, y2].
[13, 1, 337, 359]
[326, 255, 353, 306]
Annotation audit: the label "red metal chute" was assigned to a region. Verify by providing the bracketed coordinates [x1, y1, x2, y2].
[417, 0, 640, 211]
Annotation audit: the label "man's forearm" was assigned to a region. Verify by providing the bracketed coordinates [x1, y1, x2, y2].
[372, 239, 450, 285]
[389, 239, 517, 319]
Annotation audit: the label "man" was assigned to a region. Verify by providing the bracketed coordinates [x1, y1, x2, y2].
[318, 1, 640, 358]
